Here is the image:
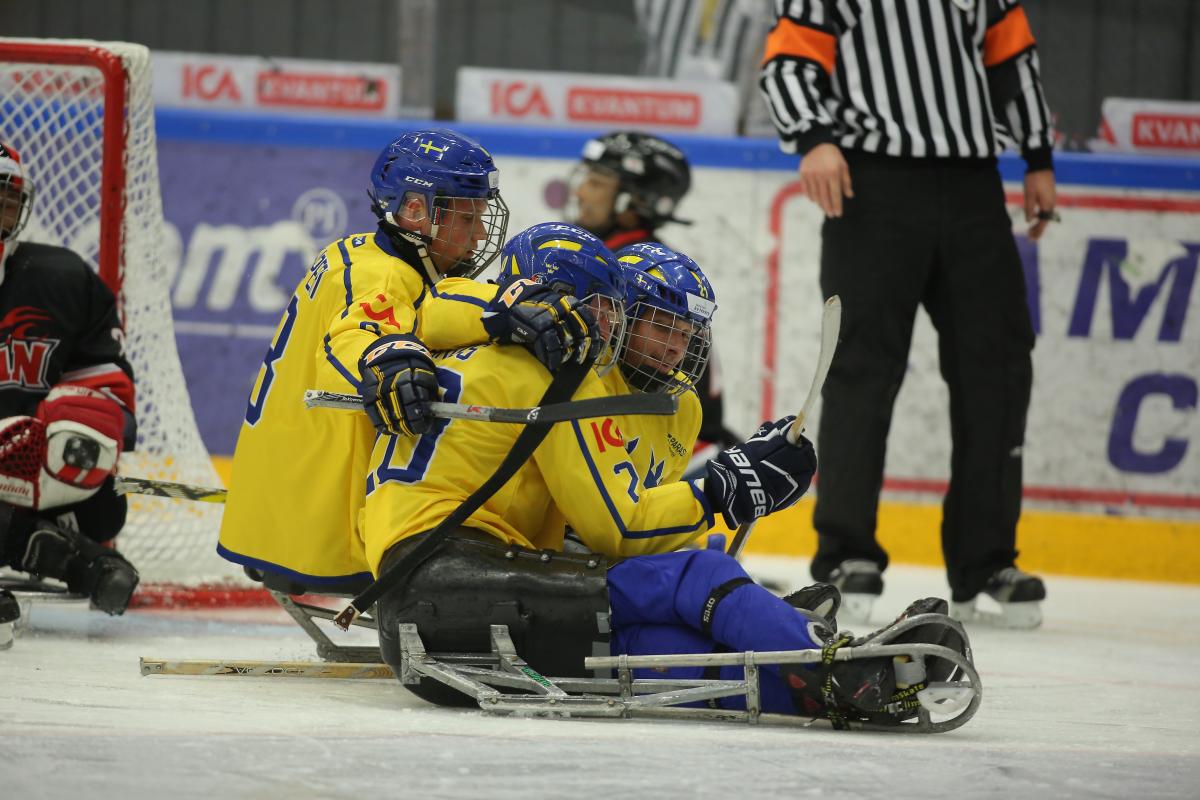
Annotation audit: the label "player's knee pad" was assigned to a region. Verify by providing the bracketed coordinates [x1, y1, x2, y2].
[46, 477, 127, 544]
[376, 528, 610, 707]
[19, 521, 139, 615]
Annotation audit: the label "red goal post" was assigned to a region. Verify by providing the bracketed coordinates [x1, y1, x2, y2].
[0, 38, 260, 604]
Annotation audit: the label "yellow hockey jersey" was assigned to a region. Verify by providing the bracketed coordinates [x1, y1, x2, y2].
[359, 343, 710, 574]
[218, 231, 497, 587]
[599, 366, 700, 491]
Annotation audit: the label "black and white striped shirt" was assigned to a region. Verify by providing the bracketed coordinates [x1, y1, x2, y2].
[759, 0, 1055, 168]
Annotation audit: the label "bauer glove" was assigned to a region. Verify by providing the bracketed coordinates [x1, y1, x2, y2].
[358, 334, 440, 437]
[482, 279, 601, 371]
[702, 416, 816, 528]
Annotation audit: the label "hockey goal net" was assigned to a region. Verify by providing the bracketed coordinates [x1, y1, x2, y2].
[0, 38, 252, 601]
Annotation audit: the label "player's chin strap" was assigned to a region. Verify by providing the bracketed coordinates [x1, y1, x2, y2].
[333, 359, 592, 630]
[381, 219, 442, 285]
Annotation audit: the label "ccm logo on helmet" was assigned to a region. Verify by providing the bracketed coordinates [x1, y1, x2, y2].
[404, 176, 434, 188]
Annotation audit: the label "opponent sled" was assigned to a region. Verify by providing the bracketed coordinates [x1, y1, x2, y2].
[0, 574, 87, 650]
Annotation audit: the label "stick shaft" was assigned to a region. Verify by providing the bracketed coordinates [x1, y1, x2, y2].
[728, 296, 842, 559]
[304, 390, 676, 423]
[114, 477, 227, 503]
[115, 392, 676, 506]
[139, 658, 393, 679]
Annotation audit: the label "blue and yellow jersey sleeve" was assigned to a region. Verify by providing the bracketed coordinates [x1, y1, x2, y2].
[221, 232, 498, 586]
[417, 277, 498, 350]
[315, 241, 498, 393]
[535, 408, 713, 559]
[315, 236, 423, 392]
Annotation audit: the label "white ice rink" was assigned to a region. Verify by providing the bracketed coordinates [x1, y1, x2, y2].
[3, 559, 1199, 800]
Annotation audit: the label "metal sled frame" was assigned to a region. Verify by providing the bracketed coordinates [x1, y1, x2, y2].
[397, 615, 982, 734]
[269, 589, 381, 662]
[263, 590, 981, 733]
[1, 575, 89, 650]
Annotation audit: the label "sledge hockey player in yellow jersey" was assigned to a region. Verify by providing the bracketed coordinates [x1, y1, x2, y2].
[359, 223, 819, 706]
[354, 227, 965, 728]
[218, 132, 601, 590]
[359, 226, 720, 573]
[603, 241, 718, 480]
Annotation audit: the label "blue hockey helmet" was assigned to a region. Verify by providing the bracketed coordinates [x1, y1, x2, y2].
[497, 223, 628, 374]
[614, 242, 716, 395]
[369, 129, 509, 281]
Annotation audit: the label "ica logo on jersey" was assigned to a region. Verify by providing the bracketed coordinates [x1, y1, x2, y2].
[591, 417, 624, 452]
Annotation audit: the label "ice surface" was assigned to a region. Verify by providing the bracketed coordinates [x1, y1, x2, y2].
[3, 559, 1198, 800]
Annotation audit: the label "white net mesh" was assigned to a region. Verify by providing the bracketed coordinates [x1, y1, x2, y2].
[0, 38, 239, 585]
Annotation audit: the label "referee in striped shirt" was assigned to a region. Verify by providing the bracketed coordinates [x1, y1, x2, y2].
[760, 0, 1054, 628]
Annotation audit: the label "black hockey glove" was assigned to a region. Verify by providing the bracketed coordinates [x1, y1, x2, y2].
[702, 416, 816, 529]
[359, 334, 441, 437]
[482, 279, 601, 372]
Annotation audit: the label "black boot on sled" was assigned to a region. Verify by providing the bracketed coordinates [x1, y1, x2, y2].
[783, 597, 970, 727]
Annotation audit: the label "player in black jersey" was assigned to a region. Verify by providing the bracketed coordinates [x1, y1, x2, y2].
[0, 143, 139, 616]
[567, 131, 739, 453]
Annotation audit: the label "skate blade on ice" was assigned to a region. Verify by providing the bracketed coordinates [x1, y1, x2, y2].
[950, 597, 1043, 629]
[0, 574, 88, 648]
[838, 591, 877, 625]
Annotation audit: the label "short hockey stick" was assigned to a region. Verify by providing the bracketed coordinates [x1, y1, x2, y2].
[140, 658, 393, 679]
[304, 389, 677, 423]
[727, 295, 842, 559]
[114, 476, 227, 503]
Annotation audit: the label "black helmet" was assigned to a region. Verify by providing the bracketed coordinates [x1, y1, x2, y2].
[579, 132, 691, 228]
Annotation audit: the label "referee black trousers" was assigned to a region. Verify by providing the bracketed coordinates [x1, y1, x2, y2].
[810, 153, 1035, 602]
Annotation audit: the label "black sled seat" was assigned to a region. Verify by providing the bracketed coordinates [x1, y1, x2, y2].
[241, 565, 382, 664]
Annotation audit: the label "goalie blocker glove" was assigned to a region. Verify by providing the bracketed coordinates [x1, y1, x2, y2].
[702, 416, 816, 528]
[482, 279, 601, 372]
[359, 334, 441, 437]
[0, 385, 126, 510]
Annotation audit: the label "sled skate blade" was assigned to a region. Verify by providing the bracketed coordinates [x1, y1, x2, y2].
[0, 575, 89, 648]
[269, 589, 382, 663]
[917, 684, 976, 715]
[950, 598, 1042, 629]
[839, 592, 876, 624]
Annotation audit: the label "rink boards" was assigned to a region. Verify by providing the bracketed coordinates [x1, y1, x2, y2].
[154, 110, 1200, 584]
